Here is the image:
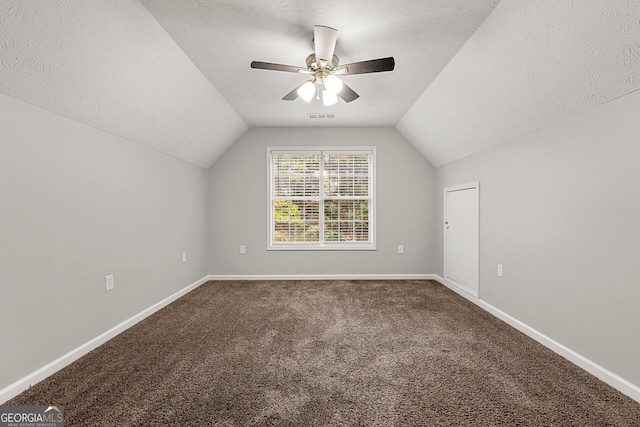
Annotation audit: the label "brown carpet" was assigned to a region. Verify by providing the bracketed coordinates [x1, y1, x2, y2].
[7, 280, 640, 426]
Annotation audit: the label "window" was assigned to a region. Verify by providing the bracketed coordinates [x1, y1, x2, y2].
[268, 147, 375, 250]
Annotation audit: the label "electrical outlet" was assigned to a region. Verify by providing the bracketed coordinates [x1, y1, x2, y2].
[240, 245, 246, 254]
[105, 274, 114, 292]
[182, 252, 187, 263]
[398, 245, 404, 254]
[497, 264, 503, 277]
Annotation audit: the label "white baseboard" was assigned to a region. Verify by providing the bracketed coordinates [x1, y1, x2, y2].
[205, 274, 437, 281]
[0, 276, 210, 404]
[433, 275, 640, 405]
[4, 274, 638, 406]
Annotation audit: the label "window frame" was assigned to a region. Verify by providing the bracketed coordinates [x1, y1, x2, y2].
[267, 146, 376, 251]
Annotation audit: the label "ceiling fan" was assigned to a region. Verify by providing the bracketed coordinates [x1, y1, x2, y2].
[250, 25, 395, 106]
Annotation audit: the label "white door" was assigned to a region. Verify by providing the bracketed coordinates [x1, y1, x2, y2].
[444, 183, 479, 297]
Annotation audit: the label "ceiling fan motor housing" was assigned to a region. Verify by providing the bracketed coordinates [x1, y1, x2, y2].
[306, 53, 340, 72]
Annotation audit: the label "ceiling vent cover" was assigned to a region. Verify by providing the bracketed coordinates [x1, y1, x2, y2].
[307, 113, 336, 119]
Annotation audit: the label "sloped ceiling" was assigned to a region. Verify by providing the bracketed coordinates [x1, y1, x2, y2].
[1, 0, 639, 168]
[0, 0, 247, 168]
[139, 0, 501, 128]
[397, 0, 640, 166]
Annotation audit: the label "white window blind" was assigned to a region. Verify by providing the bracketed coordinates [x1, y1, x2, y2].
[268, 147, 375, 250]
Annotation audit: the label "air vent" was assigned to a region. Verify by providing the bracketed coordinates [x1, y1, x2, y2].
[307, 113, 336, 119]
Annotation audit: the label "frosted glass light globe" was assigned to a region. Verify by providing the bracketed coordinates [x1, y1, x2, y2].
[322, 90, 338, 106]
[324, 75, 343, 95]
[297, 81, 316, 102]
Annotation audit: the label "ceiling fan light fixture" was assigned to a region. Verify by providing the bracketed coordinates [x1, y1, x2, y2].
[251, 25, 395, 105]
[322, 89, 338, 106]
[297, 80, 315, 103]
[324, 75, 343, 95]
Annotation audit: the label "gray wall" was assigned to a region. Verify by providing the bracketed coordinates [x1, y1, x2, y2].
[5, 84, 638, 397]
[208, 127, 436, 276]
[0, 94, 209, 390]
[435, 90, 640, 386]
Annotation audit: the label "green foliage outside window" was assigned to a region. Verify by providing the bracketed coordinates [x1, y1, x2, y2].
[270, 149, 373, 247]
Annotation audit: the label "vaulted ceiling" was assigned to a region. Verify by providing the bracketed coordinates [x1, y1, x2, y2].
[1, 0, 639, 168]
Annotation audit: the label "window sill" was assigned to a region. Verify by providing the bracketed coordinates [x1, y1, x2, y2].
[267, 243, 376, 251]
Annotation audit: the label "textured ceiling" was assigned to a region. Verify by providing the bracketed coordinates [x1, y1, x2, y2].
[0, 0, 247, 168]
[140, 0, 501, 128]
[1, 0, 639, 168]
[397, 0, 640, 166]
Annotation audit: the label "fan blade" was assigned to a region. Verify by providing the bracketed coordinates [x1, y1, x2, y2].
[337, 82, 359, 103]
[336, 57, 395, 75]
[314, 25, 338, 69]
[251, 61, 306, 73]
[282, 83, 304, 101]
